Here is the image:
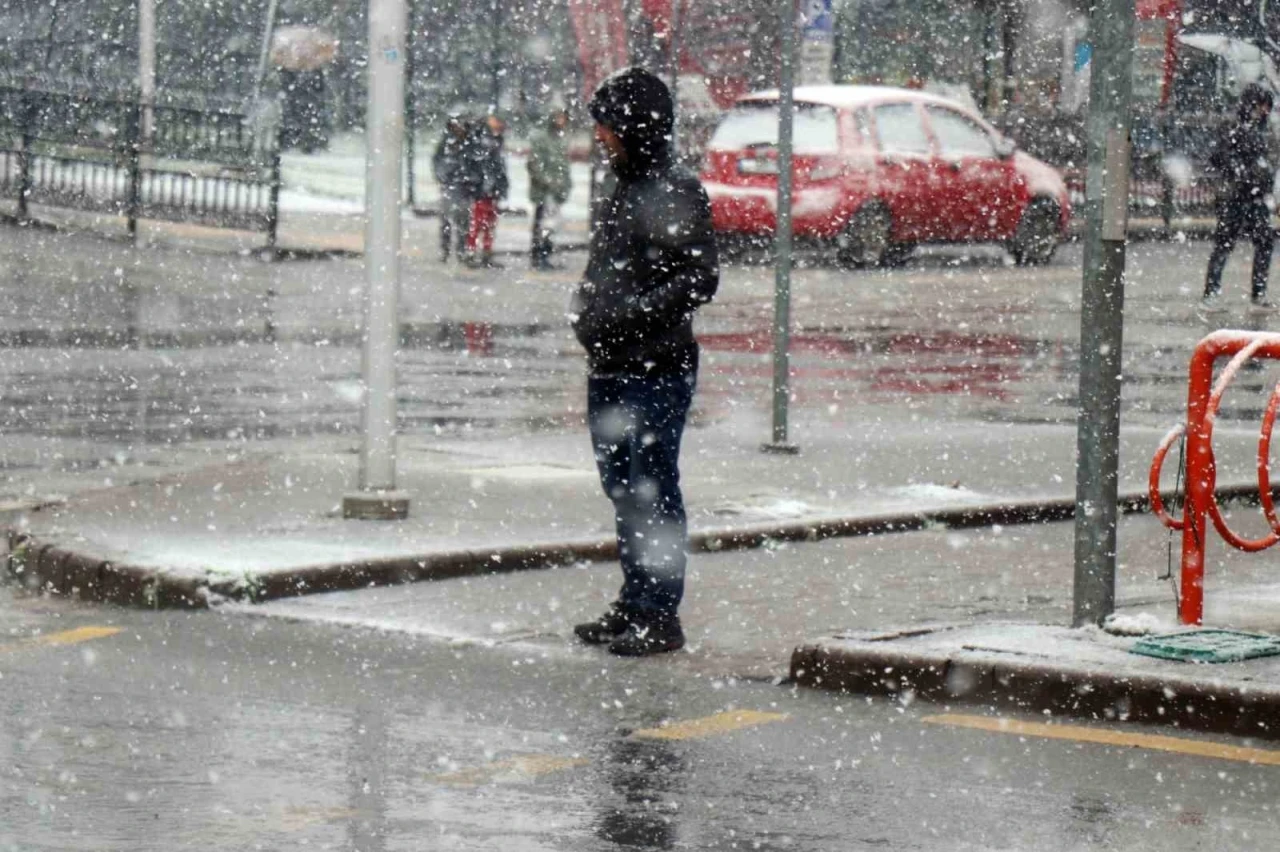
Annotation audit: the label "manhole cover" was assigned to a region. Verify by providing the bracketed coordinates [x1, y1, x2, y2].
[1130, 629, 1280, 663]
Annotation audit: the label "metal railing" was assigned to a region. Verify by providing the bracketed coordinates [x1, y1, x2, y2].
[0, 85, 282, 246]
[1149, 331, 1280, 625]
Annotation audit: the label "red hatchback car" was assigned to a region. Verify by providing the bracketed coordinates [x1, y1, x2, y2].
[701, 85, 1071, 266]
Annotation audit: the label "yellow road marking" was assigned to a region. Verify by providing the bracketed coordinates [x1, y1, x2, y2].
[279, 805, 361, 831]
[431, 710, 788, 787]
[631, 710, 789, 741]
[924, 713, 1280, 767]
[433, 754, 589, 787]
[0, 626, 123, 654]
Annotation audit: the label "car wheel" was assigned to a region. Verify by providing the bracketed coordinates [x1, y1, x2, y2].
[882, 242, 915, 268]
[1009, 199, 1060, 266]
[836, 204, 892, 268]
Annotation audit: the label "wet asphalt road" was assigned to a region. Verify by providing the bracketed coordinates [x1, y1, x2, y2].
[4, 225, 1280, 502]
[6, 227, 1280, 849]
[2, 591, 1278, 851]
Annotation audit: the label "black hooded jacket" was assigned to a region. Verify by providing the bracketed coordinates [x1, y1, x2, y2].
[1209, 85, 1276, 204]
[571, 68, 719, 376]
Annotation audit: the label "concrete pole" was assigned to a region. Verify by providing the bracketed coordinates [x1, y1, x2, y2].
[253, 0, 281, 103]
[138, 0, 156, 141]
[763, 0, 799, 455]
[670, 0, 680, 152]
[344, 0, 410, 521]
[1072, 0, 1133, 625]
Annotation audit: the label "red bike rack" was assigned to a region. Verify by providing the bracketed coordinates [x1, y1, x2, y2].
[1149, 330, 1280, 625]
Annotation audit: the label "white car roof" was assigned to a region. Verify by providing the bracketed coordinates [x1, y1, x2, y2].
[737, 84, 969, 113]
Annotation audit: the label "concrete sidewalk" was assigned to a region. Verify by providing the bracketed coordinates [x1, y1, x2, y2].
[6, 408, 1261, 606]
[10, 402, 1280, 738]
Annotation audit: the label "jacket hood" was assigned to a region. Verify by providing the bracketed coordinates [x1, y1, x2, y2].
[589, 66, 673, 179]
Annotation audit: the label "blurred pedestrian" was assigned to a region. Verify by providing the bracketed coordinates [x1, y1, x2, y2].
[528, 108, 572, 270]
[431, 109, 477, 263]
[569, 68, 719, 657]
[465, 114, 509, 268]
[1204, 83, 1277, 308]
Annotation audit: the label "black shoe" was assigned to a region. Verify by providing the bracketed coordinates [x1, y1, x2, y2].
[608, 616, 685, 657]
[574, 607, 632, 645]
[481, 254, 505, 269]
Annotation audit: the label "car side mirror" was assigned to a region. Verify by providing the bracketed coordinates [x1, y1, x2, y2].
[994, 137, 1016, 159]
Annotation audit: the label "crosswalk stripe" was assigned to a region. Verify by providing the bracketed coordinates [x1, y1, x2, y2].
[0, 625, 123, 654]
[630, 710, 789, 741]
[433, 754, 589, 787]
[923, 713, 1280, 766]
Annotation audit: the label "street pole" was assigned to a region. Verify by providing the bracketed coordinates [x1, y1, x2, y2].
[42, 0, 61, 71]
[405, 0, 417, 209]
[138, 0, 155, 141]
[491, 0, 503, 111]
[669, 0, 680, 153]
[763, 0, 799, 455]
[253, 0, 281, 103]
[1072, 0, 1133, 625]
[344, 0, 410, 521]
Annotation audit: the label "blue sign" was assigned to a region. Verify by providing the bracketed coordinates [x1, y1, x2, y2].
[803, 0, 835, 36]
[1074, 42, 1092, 72]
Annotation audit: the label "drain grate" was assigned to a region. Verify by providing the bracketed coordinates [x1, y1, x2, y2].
[1131, 629, 1280, 663]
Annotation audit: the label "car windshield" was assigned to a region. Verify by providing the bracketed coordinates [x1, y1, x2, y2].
[708, 102, 840, 154]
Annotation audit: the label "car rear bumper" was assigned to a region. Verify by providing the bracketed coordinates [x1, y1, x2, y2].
[705, 181, 847, 238]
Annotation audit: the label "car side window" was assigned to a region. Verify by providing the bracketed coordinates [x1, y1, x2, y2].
[927, 107, 997, 158]
[872, 103, 932, 155]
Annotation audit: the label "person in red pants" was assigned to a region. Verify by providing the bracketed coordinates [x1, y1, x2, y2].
[465, 114, 509, 268]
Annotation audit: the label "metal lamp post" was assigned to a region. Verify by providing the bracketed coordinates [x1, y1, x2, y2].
[762, 0, 800, 455]
[344, 0, 411, 520]
[1072, 0, 1133, 625]
[138, 0, 156, 140]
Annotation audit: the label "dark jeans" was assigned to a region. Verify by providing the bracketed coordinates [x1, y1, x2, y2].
[1205, 197, 1275, 299]
[588, 366, 696, 619]
[531, 201, 554, 266]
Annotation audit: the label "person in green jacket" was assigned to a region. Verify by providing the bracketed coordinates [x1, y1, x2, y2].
[527, 108, 572, 270]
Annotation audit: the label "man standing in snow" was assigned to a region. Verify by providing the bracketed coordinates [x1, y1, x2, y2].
[1204, 83, 1277, 307]
[570, 67, 719, 656]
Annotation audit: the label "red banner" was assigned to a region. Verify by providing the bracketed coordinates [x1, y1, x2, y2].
[567, 0, 630, 101]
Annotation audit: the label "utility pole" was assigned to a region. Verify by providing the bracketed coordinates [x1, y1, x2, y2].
[405, 0, 417, 209]
[763, 0, 799, 455]
[669, 0, 680, 152]
[490, 0, 503, 111]
[1073, 0, 1134, 625]
[344, 0, 410, 520]
[138, 0, 156, 141]
[43, 0, 61, 71]
[253, 0, 281, 103]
